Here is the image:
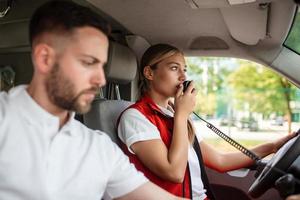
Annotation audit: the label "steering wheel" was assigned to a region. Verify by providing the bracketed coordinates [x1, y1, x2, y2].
[248, 135, 300, 198]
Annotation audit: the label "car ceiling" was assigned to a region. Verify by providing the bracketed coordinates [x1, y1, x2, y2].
[0, 0, 299, 86]
[87, 0, 296, 63]
[89, 0, 295, 54]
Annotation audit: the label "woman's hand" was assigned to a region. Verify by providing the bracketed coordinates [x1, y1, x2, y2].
[286, 194, 300, 200]
[272, 131, 298, 153]
[174, 81, 197, 118]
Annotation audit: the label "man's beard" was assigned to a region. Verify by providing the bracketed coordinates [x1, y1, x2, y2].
[45, 63, 98, 114]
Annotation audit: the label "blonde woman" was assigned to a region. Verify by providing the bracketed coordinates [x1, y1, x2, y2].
[118, 43, 295, 200]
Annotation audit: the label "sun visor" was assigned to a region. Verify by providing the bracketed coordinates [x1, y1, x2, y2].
[220, 3, 268, 45]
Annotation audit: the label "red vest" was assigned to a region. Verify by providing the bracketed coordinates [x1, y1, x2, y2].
[118, 95, 192, 198]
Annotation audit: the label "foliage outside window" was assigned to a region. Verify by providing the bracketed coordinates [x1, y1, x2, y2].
[186, 57, 300, 151]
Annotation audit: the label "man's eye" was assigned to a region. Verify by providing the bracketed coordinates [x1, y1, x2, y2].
[81, 60, 93, 66]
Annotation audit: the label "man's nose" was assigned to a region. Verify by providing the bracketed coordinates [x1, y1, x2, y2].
[92, 66, 106, 88]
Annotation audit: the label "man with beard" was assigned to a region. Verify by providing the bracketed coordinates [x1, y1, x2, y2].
[0, 1, 186, 200]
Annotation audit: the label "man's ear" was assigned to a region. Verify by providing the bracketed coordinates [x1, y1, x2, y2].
[32, 43, 56, 74]
[143, 65, 154, 80]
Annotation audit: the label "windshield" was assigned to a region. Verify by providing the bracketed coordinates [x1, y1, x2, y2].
[284, 7, 300, 54]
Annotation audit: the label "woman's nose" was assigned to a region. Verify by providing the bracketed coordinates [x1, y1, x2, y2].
[179, 69, 186, 80]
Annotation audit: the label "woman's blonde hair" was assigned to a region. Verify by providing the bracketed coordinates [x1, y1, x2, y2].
[139, 43, 195, 144]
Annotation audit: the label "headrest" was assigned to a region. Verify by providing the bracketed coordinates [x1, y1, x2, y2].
[105, 41, 137, 84]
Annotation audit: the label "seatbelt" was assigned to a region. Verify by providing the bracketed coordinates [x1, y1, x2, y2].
[193, 136, 216, 200]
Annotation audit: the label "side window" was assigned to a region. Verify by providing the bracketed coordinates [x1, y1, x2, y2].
[186, 57, 300, 152]
[0, 66, 15, 92]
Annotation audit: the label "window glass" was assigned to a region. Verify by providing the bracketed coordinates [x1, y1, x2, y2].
[0, 66, 15, 92]
[284, 8, 300, 54]
[186, 57, 300, 152]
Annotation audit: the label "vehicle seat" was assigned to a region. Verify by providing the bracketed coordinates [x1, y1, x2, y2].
[83, 41, 136, 143]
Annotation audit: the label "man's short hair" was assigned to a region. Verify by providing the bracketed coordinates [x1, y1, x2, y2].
[29, 0, 110, 46]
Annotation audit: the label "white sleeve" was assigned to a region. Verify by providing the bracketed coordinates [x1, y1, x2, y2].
[102, 135, 148, 199]
[118, 108, 161, 154]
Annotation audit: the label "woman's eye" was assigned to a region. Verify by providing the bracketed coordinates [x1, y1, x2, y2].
[171, 66, 178, 70]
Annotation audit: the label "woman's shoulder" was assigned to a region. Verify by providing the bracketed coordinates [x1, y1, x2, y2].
[121, 107, 145, 121]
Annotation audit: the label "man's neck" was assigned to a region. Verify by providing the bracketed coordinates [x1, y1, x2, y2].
[27, 83, 70, 129]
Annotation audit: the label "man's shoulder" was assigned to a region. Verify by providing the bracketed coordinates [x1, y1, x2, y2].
[0, 85, 27, 105]
[0, 86, 29, 120]
[0, 91, 10, 120]
[73, 120, 114, 143]
[0, 90, 9, 103]
[73, 120, 127, 163]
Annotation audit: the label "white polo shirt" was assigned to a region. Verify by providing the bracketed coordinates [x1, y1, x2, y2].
[0, 85, 147, 200]
[118, 106, 207, 200]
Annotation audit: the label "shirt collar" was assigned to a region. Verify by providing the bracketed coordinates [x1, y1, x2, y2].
[139, 94, 174, 117]
[12, 85, 76, 136]
[157, 105, 174, 117]
[139, 95, 162, 113]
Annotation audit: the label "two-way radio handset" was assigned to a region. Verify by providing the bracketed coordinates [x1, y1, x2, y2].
[183, 80, 261, 163]
[183, 80, 191, 92]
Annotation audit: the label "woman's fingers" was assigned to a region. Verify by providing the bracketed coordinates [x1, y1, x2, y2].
[175, 84, 183, 98]
[286, 194, 300, 200]
[274, 131, 298, 152]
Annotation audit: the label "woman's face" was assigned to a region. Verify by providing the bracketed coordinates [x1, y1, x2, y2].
[149, 52, 187, 98]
